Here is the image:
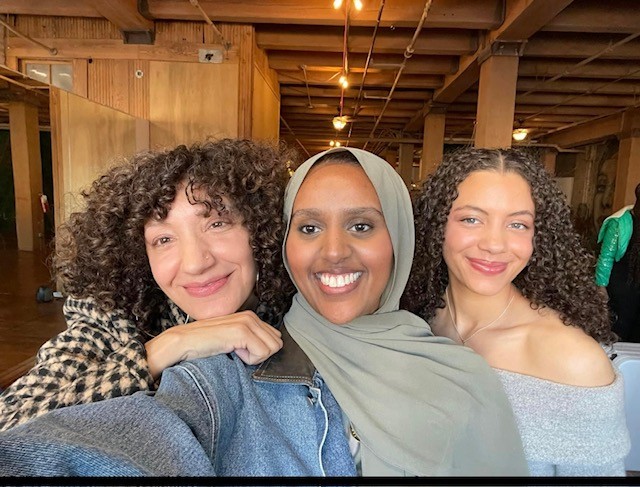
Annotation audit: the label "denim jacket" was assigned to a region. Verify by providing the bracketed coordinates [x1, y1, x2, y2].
[0, 327, 357, 477]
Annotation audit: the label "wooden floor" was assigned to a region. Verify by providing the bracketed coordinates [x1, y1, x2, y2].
[0, 233, 66, 388]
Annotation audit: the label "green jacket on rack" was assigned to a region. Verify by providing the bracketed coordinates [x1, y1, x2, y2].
[595, 205, 634, 286]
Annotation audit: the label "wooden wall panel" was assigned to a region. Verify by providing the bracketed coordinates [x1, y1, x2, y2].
[130, 59, 150, 119]
[148, 61, 239, 149]
[88, 59, 130, 112]
[252, 64, 279, 141]
[51, 89, 142, 223]
[156, 20, 204, 43]
[86, 59, 149, 118]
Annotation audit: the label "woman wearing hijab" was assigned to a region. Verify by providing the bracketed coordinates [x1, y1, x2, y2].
[0, 148, 527, 477]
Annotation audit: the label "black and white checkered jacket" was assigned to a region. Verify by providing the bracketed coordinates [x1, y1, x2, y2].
[0, 296, 186, 432]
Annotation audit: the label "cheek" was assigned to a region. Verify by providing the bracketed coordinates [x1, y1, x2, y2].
[146, 251, 173, 287]
[513, 234, 534, 260]
[285, 236, 306, 284]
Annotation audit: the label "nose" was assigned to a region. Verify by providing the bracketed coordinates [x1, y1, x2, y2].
[180, 236, 215, 274]
[320, 226, 352, 263]
[477, 224, 507, 254]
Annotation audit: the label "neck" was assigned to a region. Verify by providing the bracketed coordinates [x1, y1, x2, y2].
[445, 284, 515, 342]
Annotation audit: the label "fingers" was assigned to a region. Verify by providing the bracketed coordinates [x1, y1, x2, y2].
[176, 311, 284, 365]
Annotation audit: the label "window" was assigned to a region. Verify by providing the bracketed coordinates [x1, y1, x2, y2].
[24, 62, 73, 92]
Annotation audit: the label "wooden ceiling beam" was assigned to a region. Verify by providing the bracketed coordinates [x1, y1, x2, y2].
[525, 35, 640, 60]
[280, 86, 430, 100]
[267, 51, 458, 75]
[510, 93, 640, 107]
[92, 0, 155, 44]
[518, 59, 640, 79]
[146, 0, 503, 29]
[0, 0, 101, 17]
[6, 38, 234, 63]
[541, 112, 624, 147]
[281, 97, 423, 111]
[282, 106, 416, 118]
[433, 0, 575, 104]
[517, 78, 640, 96]
[543, 0, 640, 34]
[256, 26, 477, 56]
[278, 70, 444, 89]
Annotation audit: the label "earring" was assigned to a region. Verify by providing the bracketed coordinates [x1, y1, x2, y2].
[256, 271, 260, 284]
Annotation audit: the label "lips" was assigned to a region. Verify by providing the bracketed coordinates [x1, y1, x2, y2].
[467, 258, 508, 275]
[183, 275, 229, 298]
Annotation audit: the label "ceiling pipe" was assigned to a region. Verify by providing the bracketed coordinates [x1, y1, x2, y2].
[523, 65, 640, 125]
[443, 137, 585, 153]
[188, 0, 231, 50]
[346, 0, 386, 144]
[0, 17, 57, 55]
[520, 31, 640, 99]
[452, 30, 640, 142]
[280, 115, 311, 158]
[363, 0, 433, 151]
[300, 65, 314, 108]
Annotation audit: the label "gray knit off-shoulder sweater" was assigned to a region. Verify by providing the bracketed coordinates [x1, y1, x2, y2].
[494, 369, 631, 476]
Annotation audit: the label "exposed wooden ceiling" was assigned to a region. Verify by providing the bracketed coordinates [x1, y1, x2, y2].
[1, 0, 640, 156]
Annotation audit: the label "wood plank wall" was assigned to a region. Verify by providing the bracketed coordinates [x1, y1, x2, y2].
[5, 16, 281, 143]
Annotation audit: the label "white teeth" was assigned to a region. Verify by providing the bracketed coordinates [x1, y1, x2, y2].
[319, 272, 362, 288]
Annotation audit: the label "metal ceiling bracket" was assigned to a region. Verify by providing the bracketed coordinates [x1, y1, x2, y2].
[477, 40, 527, 65]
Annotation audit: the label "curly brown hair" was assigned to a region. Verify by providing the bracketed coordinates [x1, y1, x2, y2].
[53, 139, 296, 334]
[402, 147, 616, 344]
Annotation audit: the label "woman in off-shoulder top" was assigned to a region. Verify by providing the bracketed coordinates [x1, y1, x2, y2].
[403, 147, 630, 476]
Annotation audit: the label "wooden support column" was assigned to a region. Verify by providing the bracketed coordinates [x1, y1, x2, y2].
[474, 42, 524, 149]
[542, 149, 557, 176]
[384, 149, 397, 169]
[398, 143, 414, 188]
[614, 131, 640, 209]
[420, 105, 446, 181]
[9, 100, 43, 251]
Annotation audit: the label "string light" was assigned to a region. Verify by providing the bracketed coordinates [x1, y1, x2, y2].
[333, 0, 343, 8]
[338, 73, 349, 88]
[353, 0, 363, 10]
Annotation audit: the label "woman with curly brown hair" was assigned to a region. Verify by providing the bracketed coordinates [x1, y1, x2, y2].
[0, 139, 295, 431]
[403, 147, 630, 476]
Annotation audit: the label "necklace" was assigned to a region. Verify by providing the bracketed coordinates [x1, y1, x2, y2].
[445, 287, 515, 345]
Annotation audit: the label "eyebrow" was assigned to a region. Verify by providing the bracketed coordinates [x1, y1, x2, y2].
[291, 207, 384, 219]
[451, 205, 534, 218]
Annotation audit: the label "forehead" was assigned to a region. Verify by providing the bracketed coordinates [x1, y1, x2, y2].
[455, 170, 534, 208]
[293, 162, 382, 209]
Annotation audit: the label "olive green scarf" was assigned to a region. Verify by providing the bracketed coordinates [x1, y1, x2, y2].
[283, 148, 528, 476]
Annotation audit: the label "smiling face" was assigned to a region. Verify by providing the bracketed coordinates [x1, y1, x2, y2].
[144, 185, 257, 320]
[443, 170, 535, 297]
[285, 162, 394, 325]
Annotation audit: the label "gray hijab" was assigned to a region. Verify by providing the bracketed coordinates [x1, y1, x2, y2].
[282, 147, 528, 476]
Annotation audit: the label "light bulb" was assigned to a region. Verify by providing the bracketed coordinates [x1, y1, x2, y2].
[512, 128, 528, 141]
[330, 140, 335, 147]
[332, 116, 347, 130]
[333, 0, 343, 9]
[335, 141, 342, 147]
[353, 0, 363, 10]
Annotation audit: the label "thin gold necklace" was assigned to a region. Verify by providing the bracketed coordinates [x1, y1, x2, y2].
[445, 287, 515, 345]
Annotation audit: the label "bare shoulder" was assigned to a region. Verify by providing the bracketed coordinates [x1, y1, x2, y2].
[527, 316, 615, 387]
